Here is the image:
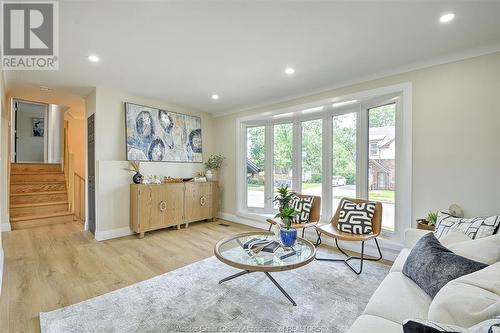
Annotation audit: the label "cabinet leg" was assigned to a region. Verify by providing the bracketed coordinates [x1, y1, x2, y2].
[176, 224, 181, 230]
[185, 223, 189, 228]
[138, 232, 145, 239]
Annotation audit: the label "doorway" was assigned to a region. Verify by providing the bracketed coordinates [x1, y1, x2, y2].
[13, 100, 48, 163]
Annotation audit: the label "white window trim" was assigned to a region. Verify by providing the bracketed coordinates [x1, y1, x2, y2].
[235, 82, 412, 245]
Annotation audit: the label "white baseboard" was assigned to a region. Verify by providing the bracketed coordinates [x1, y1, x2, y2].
[95, 227, 133, 241]
[1, 223, 11, 232]
[218, 211, 402, 261]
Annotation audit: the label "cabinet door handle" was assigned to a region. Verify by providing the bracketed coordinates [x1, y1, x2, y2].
[159, 201, 167, 212]
[200, 196, 207, 206]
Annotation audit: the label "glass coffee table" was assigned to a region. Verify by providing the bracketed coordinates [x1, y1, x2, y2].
[214, 231, 316, 306]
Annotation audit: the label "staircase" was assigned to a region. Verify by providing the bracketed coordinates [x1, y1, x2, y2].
[10, 163, 74, 230]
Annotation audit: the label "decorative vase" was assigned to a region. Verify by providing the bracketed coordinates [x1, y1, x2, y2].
[132, 172, 143, 184]
[205, 170, 213, 181]
[280, 227, 297, 247]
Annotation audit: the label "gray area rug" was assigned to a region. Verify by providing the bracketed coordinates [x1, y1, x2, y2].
[40, 250, 389, 333]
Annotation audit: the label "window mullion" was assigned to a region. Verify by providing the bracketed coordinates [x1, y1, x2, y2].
[264, 123, 274, 213]
[323, 113, 333, 220]
[292, 119, 301, 193]
[357, 105, 368, 200]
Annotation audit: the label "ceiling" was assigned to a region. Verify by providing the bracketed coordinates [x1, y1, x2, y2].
[6, 1, 500, 114]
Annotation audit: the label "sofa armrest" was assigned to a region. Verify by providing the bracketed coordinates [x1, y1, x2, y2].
[404, 228, 432, 248]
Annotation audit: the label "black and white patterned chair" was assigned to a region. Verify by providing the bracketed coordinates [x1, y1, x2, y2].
[315, 197, 383, 275]
[267, 194, 321, 238]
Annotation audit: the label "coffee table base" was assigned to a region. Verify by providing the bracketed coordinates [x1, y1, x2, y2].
[219, 270, 297, 306]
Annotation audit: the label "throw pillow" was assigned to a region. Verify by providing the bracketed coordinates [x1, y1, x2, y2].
[434, 212, 500, 240]
[429, 262, 500, 328]
[402, 233, 488, 298]
[402, 319, 466, 333]
[337, 199, 376, 234]
[444, 233, 500, 265]
[289, 196, 314, 223]
[403, 317, 500, 333]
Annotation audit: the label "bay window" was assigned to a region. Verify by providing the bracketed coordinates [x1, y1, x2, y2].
[237, 84, 412, 243]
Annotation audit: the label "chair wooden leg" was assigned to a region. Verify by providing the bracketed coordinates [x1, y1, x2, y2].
[268, 223, 272, 232]
[301, 228, 305, 238]
[316, 238, 382, 275]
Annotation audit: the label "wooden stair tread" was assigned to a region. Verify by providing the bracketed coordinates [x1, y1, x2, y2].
[10, 201, 68, 208]
[10, 211, 73, 222]
[10, 190, 67, 197]
[11, 171, 63, 175]
[10, 181, 66, 185]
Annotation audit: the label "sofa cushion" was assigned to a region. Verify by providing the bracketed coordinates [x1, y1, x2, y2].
[363, 272, 432, 323]
[347, 314, 402, 333]
[434, 212, 500, 240]
[290, 195, 313, 223]
[446, 233, 500, 265]
[428, 263, 500, 328]
[390, 248, 411, 273]
[402, 233, 487, 298]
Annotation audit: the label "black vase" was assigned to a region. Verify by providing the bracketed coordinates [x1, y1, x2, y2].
[132, 172, 143, 184]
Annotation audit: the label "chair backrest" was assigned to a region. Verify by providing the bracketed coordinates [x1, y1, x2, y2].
[331, 197, 383, 236]
[296, 194, 321, 223]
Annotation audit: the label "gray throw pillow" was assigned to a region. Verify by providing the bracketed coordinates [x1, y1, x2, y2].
[402, 233, 487, 298]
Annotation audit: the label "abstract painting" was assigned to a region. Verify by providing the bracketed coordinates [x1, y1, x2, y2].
[32, 117, 44, 137]
[125, 102, 202, 162]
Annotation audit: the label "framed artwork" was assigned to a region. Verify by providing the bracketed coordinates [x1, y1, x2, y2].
[32, 117, 44, 137]
[125, 102, 202, 162]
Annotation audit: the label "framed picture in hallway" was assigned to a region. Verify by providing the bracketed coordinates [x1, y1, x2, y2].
[125, 102, 202, 162]
[32, 117, 44, 137]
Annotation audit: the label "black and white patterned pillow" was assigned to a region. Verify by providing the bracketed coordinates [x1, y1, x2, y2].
[403, 317, 500, 333]
[403, 318, 467, 333]
[434, 212, 500, 240]
[290, 196, 314, 223]
[337, 199, 376, 234]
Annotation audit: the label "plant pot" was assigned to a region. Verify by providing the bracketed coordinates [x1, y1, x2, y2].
[132, 172, 143, 184]
[206, 170, 217, 181]
[417, 219, 435, 231]
[280, 227, 297, 247]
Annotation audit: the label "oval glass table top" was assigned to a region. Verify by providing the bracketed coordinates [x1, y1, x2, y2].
[214, 231, 316, 272]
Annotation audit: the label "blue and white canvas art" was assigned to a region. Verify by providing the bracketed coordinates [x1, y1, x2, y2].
[125, 102, 202, 162]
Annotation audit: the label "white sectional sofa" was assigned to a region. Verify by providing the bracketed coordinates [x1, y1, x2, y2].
[347, 228, 500, 333]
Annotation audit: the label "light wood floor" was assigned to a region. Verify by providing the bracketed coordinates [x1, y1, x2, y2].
[0, 220, 258, 333]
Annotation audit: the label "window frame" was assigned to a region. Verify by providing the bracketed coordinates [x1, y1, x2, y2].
[235, 83, 412, 245]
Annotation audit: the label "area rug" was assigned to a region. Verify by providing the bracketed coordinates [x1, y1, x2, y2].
[40, 249, 390, 333]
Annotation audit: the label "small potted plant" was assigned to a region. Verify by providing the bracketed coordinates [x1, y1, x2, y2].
[417, 211, 438, 231]
[205, 154, 224, 181]
[273, 186, 299, 247]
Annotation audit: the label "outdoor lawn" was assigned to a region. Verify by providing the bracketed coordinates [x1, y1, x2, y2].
[247, 182, 395, 204]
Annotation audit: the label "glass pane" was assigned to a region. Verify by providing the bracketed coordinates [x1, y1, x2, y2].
[301, 119, 322, 197]
[273, 123, 294, 208]
[246, 126, 265, 208]
[332, 112, 357, 211]
[368, 103, 396, 231]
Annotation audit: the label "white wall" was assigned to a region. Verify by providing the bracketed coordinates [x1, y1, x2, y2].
[15, 102, 45, 162]
[91, 86, 214, 238]
[0, 69, 5, 295]
[214, 52, 500, 225]
[47, 104, 67, 163]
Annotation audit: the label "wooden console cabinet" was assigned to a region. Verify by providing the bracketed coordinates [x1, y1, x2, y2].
[130, 181, 218, 238]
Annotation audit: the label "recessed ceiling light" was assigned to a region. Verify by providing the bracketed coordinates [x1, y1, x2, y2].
[302, 106, 324, 113]
[332, 100, 358, 108]
[88, 55, 100, 62]
[284, 67, 295, 75]
[211, 94, 219, 100]
[439, 12, 455, 23]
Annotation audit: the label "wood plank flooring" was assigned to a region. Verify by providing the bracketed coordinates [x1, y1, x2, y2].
[0, 220, 258, 333]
